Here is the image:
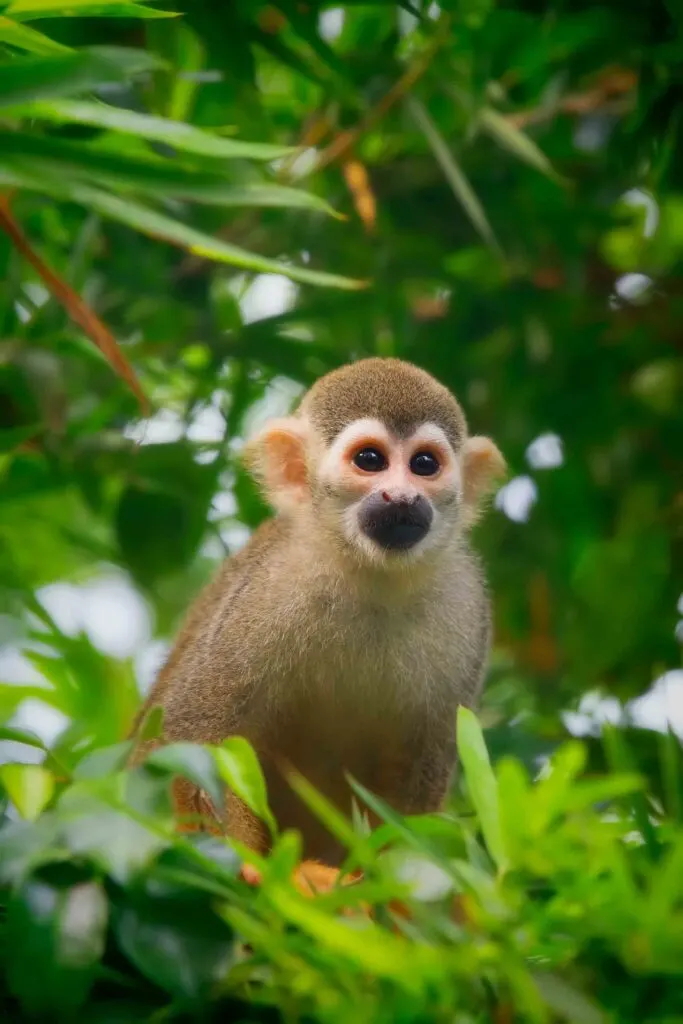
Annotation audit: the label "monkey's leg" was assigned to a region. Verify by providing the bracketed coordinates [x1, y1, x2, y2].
[172, 779, 269, 851]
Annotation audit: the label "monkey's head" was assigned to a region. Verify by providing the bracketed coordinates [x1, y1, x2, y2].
[245, 359, 505, 568]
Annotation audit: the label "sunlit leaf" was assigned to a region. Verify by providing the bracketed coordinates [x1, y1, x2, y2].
[0, 763, 54, 819]
[6, 0, 177, 20]
[0, 15, 71, 54]
[457, 707, 508, 872]
[215, 736, 276, 836]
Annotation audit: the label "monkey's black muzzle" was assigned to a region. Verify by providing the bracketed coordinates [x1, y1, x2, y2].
[359, 493, 433, 551]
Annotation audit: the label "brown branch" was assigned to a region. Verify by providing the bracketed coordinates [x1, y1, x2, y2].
[0, 194, 148, 414]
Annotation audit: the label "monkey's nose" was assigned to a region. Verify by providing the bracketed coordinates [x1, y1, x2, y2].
[359, 492, 433, 551]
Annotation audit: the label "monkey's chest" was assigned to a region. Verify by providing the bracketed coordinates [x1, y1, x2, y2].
[265, 604, 444, 774]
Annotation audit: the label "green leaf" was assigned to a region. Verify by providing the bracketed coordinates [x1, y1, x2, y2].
[0, 47, 160, 107]
[0, 14, 71, 54]
[0, 131, 341, 215]
[265, 884, 441, 986]
[406, 95, 502, 256]
[138, 704, 164, 743]
[286, 767, 364, 854]
[6, 0, 178, 20]
[0, 423, 41, 451]
[0, 763, 54, 819]
[59, 794, 168, 882]
[146, 742, 226, 813]
[66, 183, 363, 289]
[478, 107, 565, 183]
[10, 97, 297, 160]
[73, 741, 134, 780]
[5, 876, 109, 1017]
[456, 707, 508, 872]
[215, 736, 276, 836]
[0, 815, 61, 885]
[0, 158, 363, 287]
[114, 890, 235, 1002]
[115, 483, 207, 586]
[0, 723, 48, 750]
[533, 971, 605, 1024]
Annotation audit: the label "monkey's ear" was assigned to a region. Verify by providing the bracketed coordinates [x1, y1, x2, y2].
[243, 417, 309, 512]
[461, 435, 506, 525]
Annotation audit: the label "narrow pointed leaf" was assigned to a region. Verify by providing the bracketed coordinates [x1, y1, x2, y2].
[9, 98, 297, 161]
[407, 95, 501, 255]
[6, 0, 178, 20]
[457, 707, 508, 872]
[0, 15, 71, 54]
[479, 107, 565, 183]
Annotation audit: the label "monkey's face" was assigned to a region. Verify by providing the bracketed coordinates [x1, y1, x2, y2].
[314, 418, 464, 566]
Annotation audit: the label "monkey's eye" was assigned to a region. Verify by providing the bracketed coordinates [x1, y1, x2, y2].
[410, 451, 440, 477]
[353, 447, 388, 473]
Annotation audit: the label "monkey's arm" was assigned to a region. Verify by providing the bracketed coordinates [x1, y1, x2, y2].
[128, 522, 283, 849]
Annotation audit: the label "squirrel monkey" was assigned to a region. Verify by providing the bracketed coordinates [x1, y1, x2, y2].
[132, 358, 505, 865]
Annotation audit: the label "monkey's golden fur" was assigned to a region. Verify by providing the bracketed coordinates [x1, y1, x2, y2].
[131, 358, 505, 864]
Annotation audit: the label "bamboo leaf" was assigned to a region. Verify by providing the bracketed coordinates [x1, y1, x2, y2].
[0, 133, 341, 217]
[0, 15, 71, 54]
[478, 107, 565, 183]
[0, 48, 160, 107]
[406, 95, 502, 255]
[9, 98, 296, 161]
[457, 707, 508, 872]
[6, 0, 178, 21]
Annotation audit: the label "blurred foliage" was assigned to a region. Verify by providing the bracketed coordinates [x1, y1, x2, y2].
[0, 0, 683, 1019]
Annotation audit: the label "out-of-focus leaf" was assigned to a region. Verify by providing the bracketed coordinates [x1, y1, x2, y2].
[457, 707, 508, 872]
[0, 48, 161, 107]
[286, 767, 363, 854]
[114, 890, 235, 1002]
[138, 704, 164, 743]
[0, 762, 54, 819]
[9, 98, 297, 160]
[0, 723, 47, 750]
[0, 194, 148, 411]
[0, 167, 364, 287]
[406, 95, 501, 254]
[478, 107, 564, 182]
[6, 0, 177, 20]
[0, 815, 60, 884]
[59, 796, 168, 882]
[533, 972, 605, 1024]
[215, 736, 276, 836]
[5, 876, 108, 1017]
[0, 424, 40, 451]
[75, 183, 362, 287]
[265, 883, 442, 985]
[73, 741, 133, 780]
[115, 484, 206, 586]
[0, 132, 341, 217]
[0, 15, 70, 54]
[146, 742, 225, 812]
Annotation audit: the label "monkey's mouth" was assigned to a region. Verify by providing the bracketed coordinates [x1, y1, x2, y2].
[358, 495, 433, 551]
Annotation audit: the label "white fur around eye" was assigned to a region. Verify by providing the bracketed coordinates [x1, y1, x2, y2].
[409, 423, 451, 451]
[318, 418, 390, 478]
